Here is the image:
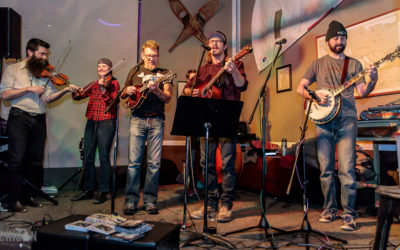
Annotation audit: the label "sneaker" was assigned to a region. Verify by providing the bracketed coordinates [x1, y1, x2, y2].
[217, 206, 232, 223]
[191, 205, 214, 220]
[123, 202, 137, 215]
[340, 215, 356, 231]
[145, 204, 159, 215]
[318, 209, 337, 223]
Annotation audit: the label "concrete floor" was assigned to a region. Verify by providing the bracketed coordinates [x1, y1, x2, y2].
[0, 184, 399, 249]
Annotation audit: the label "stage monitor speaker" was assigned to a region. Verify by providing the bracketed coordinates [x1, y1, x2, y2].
[0, 8, 22, 59]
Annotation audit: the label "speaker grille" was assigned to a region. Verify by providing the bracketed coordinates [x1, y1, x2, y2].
[0, 8, 22, 59]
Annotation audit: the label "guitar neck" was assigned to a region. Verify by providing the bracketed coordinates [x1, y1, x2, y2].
[203, 67, 226, 92]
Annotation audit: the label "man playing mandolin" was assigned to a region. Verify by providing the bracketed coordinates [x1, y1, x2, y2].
[184, 31, 248, 222]
[121, 40, 173, 215]
[297, 21, 378, 231]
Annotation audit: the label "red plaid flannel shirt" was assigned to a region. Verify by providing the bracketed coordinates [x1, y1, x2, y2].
[72, 79, 120, 121]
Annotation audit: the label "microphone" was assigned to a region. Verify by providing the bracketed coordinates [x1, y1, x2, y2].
[304, 86, 321, 103]
[275, 38, 287, 45]
[201, 44, 212, 51]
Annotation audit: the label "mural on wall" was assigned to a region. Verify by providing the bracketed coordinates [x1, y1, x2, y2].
[251, 0, 342, 72]
[168, 0, 221, 52]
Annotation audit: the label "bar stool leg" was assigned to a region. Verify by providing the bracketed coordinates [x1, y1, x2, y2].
[374, 197, 393, 250]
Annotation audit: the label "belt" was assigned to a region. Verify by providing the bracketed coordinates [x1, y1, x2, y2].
[11, 107, 44, 117]
[132, 113, 162, 118]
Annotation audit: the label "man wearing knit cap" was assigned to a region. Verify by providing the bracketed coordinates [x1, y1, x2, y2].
[183, 31, 248, 222]
[297, 20, 378, 231]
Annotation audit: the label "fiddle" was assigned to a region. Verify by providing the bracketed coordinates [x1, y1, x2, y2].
[73, 74, 113, 98]
[39, 64, 72, 86]
[74, 58, 125, 98]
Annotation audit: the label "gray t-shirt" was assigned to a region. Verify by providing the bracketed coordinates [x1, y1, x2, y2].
[303, 55, 364, 118]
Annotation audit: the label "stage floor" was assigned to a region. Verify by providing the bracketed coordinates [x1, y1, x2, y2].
[1, 184, 399, 249]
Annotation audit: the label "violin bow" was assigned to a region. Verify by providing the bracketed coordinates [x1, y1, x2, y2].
[44, 40, 72, 89]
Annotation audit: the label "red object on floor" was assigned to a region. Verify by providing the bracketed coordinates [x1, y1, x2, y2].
[237, 155, 296, 197]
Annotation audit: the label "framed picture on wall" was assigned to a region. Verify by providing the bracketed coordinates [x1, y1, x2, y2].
[177, 81, 187, 98]
[276, 64, 292, 93]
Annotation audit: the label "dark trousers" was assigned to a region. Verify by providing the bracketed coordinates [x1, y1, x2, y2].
[7, 107, 46, 202]
[82, 119, 115, 192]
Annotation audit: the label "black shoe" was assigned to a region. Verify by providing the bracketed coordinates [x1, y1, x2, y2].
[71, 191, 94, 201]
[123, 202, 137, 215]
[8, 201, 27, 213]
[146, 205, 159, 215]
[93, 192, 107, 204]
[24, 196, 43, 207]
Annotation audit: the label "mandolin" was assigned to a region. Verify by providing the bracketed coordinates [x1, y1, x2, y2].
[126, 71, 176, 111]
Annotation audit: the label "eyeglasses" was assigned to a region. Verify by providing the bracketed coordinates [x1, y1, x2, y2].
[209, 39, 224, 45]
[144, 54, 159, 60]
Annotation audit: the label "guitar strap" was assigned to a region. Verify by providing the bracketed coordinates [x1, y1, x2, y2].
[340, 56, 350, 85]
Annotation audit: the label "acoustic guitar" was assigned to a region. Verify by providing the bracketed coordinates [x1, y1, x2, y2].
[194, 44, 253, 98]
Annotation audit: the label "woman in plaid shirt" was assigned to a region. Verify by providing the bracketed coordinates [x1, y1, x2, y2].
[71, 58, 120, 204]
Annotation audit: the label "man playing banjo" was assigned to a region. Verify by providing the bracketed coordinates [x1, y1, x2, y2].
[297, 20, 378, 231]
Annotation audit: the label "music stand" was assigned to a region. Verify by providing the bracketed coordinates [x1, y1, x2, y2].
[171, 96, 242, 248]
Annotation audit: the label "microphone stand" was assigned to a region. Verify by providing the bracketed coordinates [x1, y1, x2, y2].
[223, 42, 286, 243]
[105, 62, 142, 215]
[180, 46, 235, 249]
[274, 95, 347, 246]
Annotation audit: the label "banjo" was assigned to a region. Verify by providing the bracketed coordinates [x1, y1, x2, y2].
[307, 47, 400, 125]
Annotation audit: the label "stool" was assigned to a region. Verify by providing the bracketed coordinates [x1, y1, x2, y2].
[374, 185, 400, 250]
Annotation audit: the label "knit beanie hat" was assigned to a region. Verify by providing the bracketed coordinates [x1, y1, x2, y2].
[98, 58, 113, 67]
[325, 20, 347, 41]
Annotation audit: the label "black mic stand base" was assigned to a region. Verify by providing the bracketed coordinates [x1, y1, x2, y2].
[57, 168, 83, 192]
[273, 98, 347, 246]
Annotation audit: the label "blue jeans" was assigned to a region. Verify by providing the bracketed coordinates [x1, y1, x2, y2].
[82, 119, 115, 192]
[200, 137, 236, 209]
[316, 116, 357, 218]
[125, 116, 164, 206]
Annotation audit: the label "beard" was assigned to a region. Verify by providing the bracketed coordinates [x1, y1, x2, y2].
[328, 43, 346, 54]
[26, 56, 49, 78]
[145, 63, 156, 71]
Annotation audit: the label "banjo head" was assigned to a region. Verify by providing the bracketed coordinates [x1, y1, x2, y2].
[306, 89, 341, 124]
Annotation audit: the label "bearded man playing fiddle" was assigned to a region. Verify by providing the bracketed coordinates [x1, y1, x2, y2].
[0, 38, 78, 212]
